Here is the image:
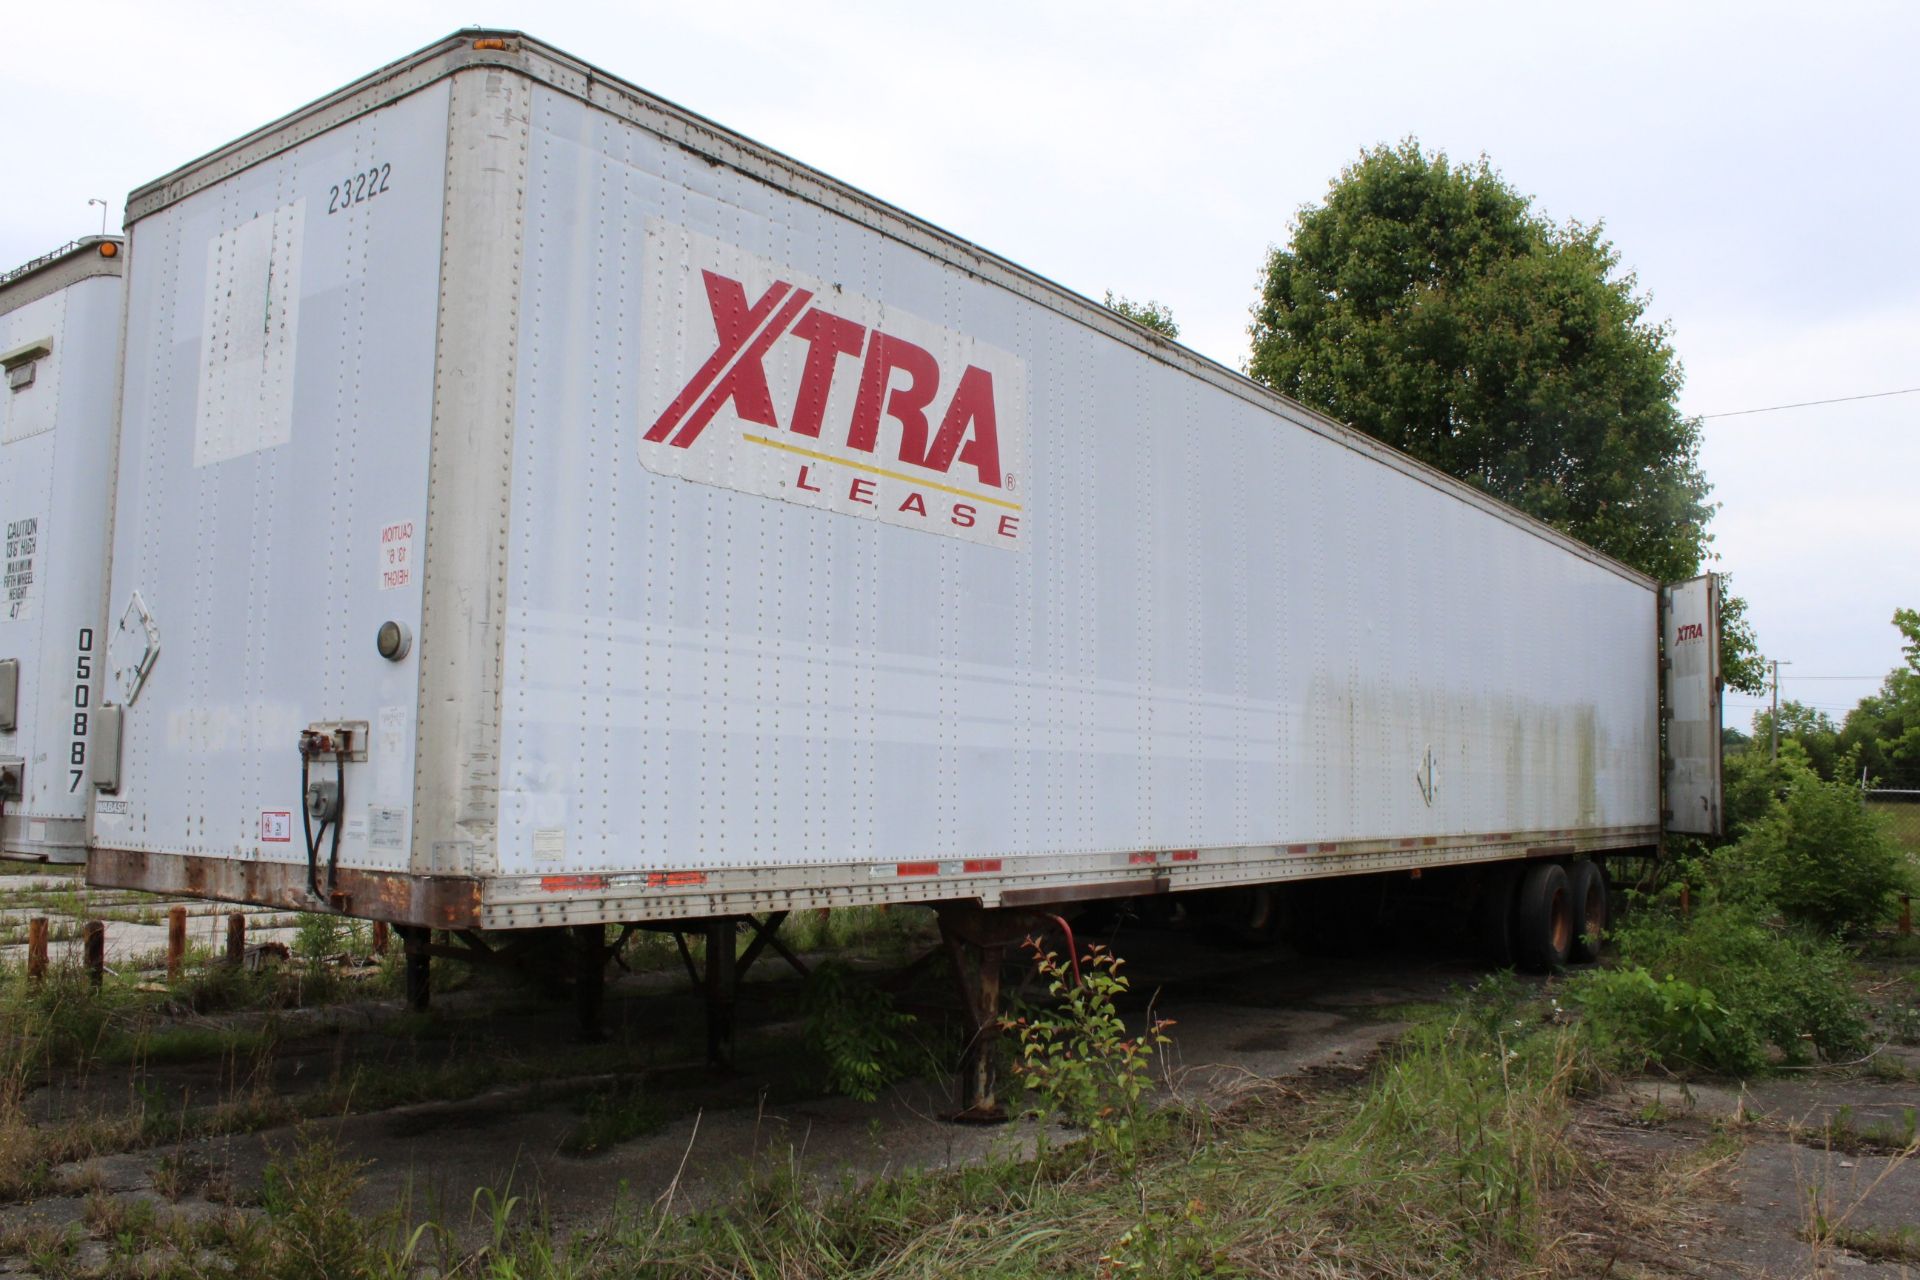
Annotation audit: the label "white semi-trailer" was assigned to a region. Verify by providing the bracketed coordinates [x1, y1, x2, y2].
[0, 237, 126, 862]
[86, 32, 1720, 1102]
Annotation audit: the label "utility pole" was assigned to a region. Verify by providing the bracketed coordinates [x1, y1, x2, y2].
[1769, 659, 1793, 762]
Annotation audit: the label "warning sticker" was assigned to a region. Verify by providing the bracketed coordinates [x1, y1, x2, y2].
[260, 810, 293, 842]
[533, 828, 566, 863]
[4, 516, 38, 621]
[377, 519, 416, 591]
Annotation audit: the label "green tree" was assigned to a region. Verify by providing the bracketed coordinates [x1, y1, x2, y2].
[1250, 140, 1761, 691]
[1837, 608, 1920, 788]
[1104, 291, 1179, 339]
[1716, 586, 1765, 697]
[1749, 700, 1841, 780]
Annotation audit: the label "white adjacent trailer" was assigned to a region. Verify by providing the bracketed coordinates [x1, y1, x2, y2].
[88, 34, 1720, 970]
[0, 238, 126, 862]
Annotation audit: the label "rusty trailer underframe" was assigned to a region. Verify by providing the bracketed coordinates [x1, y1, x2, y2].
[86, 846, 484, 930]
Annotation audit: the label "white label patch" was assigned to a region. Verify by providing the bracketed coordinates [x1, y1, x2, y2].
[3, 514, 38, 621]
[638, 220, 1029, 548]
[94, 797, 131, 833]
[532, 827, 566, 863]
[377, 520, 415, 590]
[194, 200, 304, 467]
[375, 704, 408, 803]
[260, 810, 292, 842]
[369, 804, 408, 854]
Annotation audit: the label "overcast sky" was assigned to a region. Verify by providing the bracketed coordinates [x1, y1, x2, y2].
[7, 1, 1914, 734]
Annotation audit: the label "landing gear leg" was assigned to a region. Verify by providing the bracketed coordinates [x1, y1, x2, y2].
[937, 904, 1030, 1123]
[397, 925, 431, 1012]
[574, 924, 607, 1042]
[704, 918, 738, 1069]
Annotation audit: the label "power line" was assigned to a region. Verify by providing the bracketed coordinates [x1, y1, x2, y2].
[1781, 675, 1889, 687]
[1698, 385, 1920, 419]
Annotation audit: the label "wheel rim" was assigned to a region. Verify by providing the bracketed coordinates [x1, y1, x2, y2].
[1581, 880, 1605, 949]
[1548, 887, 1572, 956]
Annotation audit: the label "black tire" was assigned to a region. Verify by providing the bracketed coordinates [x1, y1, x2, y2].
[1566, 860, 1608, 964]
[1515, 862, 1574, 973]
[1477, 863, 1521, 968]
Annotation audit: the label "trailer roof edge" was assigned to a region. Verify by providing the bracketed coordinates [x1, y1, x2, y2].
[120, 30, 1661, 592]
[0, 237, 126, 317]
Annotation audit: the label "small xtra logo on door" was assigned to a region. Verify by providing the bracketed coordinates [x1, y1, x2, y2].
[260, 810, 293, 842]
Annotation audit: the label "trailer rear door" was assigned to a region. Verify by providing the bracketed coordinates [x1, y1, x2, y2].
[1663, 573, 1722, 836]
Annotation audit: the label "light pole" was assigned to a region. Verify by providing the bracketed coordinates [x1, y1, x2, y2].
[87, 199, 109, 237]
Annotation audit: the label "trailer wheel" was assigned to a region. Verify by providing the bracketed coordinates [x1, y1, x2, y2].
[1515, 863, 1573, 972]
[1566, 861, 1608, 964]
[1476, 864, 1521, 968]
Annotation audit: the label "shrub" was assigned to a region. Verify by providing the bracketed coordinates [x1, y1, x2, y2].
[1712, 772, 1907, 937]
[801, 959, 921, 1102]
[1571, 900, 1867, 1073]
[1570, 967, 1738, 1073]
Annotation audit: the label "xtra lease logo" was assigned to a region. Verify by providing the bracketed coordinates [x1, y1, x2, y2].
[638, 220, 1029, 548]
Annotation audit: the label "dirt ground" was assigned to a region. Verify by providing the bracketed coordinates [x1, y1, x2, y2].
[3, 931, 1440, 1247]
[1607, 1066, 1920, 1278]
[3, 869, 1916, 1277]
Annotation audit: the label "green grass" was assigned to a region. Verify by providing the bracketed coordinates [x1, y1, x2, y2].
[3, 976, 1615, 1279]
[92, 1023, 280, 1067]
[559, 1080, 668, 1156]
[1815, 1223, 1920, 1265]
[1811, 1104, 1919, 1156]
[1865, 799, 1920, 856]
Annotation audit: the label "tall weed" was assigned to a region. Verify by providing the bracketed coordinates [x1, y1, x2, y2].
[1003, 937, 1174, 1168]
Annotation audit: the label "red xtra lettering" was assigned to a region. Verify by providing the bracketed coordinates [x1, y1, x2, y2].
[649, 269, 1011, 492]
[922, 366, 1002, 487]
[645, 273, 813, 448]
[787, 309, 866, 438]
[849, 333, 940, 461]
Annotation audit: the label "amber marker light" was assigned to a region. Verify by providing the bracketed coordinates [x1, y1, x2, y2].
[98, 242, 118, 258]
[472, 38, 509, 50]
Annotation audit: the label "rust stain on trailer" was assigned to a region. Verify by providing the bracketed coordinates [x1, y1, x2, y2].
[87, 847, 482, 928]
[1001, 878, 1167, 907]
